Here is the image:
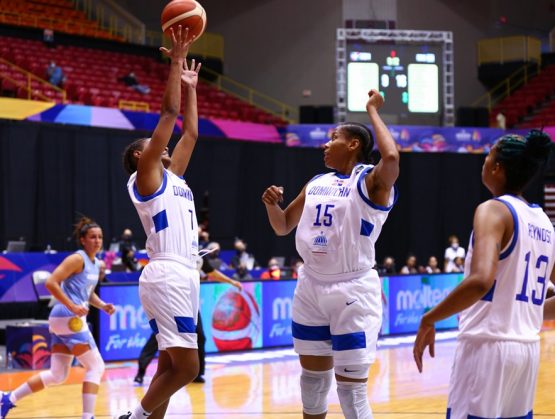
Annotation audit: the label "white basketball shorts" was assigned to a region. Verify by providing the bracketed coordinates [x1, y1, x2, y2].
[447, 338, 539, 419]
[292, 267, 382, 366]
[139, 260, 200, 350]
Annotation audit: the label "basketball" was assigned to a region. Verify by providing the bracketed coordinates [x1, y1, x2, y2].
[211, 289, 261, 351]
[161, 0, 206, 42]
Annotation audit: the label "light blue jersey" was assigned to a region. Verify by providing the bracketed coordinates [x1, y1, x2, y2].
[48, 250, 100, 349]
[50, 250, 100, 318]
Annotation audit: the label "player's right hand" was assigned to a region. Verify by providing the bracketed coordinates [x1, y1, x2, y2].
[262, 185, 284, 206]
[413, 319, 435, 373]
[69, 303, 89, 317]
[160, 26, 194, 61]
[366, 89, 384, 111]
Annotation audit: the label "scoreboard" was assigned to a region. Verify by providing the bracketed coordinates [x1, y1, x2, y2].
[345, 42, 445, 124]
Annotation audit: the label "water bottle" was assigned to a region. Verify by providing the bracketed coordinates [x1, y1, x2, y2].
[6, 351, 13, 369]
[45, 244, 52, 254]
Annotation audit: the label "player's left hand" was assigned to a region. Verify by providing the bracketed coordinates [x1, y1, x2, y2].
[232, 280, 243, 291]
[413, 318, 435, 373]
[181, 58, 202, 88]
[102, 303, 116, 315]
[366, 89, 384, 111]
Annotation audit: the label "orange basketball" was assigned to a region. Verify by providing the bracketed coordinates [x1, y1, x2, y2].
[161, 0, 206, 42]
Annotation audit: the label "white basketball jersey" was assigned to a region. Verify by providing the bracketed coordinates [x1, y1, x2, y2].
[295, 164, 397, 282]
[459, 194, 555, 342]
[128, 169, 199, 266]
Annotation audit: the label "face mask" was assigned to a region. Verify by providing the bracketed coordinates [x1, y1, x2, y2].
[451, 243, 459, 250]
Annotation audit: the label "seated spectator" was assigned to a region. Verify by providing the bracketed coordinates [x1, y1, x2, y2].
[119, 228, 138, 272]
[444, 234, 466, 273]
[290, 258, 303, 279]
[377, 256, 396, 275]
[205, 242, 228, 270]
[230, 238, 259, 270]
[496, 111, 506, 130]
[198, 227, 209, 249]
[400, 254, 419, 274]
[260, 258, 281, 280]
[119, 71, 150, 94]
[451, 256, 465, 273]
[98, 260, 107, 282]
[425, 256, 441, 274]
[46, 61, 65, 87]
[43, 28, 55, 48]
[233, 263, 253, 281]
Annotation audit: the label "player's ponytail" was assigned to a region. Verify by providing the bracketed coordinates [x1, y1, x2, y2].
[495, 130, 553, 192]
[73, 216, 100, 247]
[340, 123, 374, 164]
[122, 138, 148, 175]
[524, 129, 552, 165]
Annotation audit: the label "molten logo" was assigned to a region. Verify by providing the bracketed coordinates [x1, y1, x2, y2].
[396, 285, 452, 311]
[109, 304, 150, 331]
[272, 297, 292, 321]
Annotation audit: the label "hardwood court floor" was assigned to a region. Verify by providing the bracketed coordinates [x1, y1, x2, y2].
[2, 330, 555, 418]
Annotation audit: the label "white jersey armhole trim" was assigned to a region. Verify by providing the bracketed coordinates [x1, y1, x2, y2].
[132, 169, 168, 203]
[356, 166, 398, 211]
[493, 197, 519, 260]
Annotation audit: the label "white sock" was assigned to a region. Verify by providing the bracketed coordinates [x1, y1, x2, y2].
[82, 392, 97, 418]
[131, 403, 152, 418]
[10, 382, 32, 403]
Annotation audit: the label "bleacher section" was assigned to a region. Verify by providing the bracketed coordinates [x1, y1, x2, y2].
[0, 0, 121, 41]
[489, 65, 555, 128]
[0, 36, 287, 125]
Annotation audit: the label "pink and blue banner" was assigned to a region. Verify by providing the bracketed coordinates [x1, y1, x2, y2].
[26, 104, 283, 143]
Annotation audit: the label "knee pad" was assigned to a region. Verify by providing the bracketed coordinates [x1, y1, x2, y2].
[337, 381, 373, 419]
[77, 349, 105, 385]
[335, 363, 370, 380]
[39, 353, 73, 386]
[300, 368, 333, 415]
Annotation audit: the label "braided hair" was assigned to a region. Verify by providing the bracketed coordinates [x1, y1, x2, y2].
[494, 129, 552, 192]
[338, 123, 375, 164]
[73, 216, 101, 247]
[122, 138, 148, 175]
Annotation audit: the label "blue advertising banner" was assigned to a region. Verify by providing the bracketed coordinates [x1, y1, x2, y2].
[286, 124, 529, 153]
[261, 280, 296, 347]
[385, 273, 464, 334]
[97, 284, 151, 362]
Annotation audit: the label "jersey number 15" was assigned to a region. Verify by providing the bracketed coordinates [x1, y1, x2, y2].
[313, 204, 335, 227]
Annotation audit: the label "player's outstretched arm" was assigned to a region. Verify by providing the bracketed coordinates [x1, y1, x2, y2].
[169, 56, 202, 177]
[136, 26, 192, 195]
[364, 89, 400, 207]
[413, 200, 507, 372]
[262, 185, 306, 236]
